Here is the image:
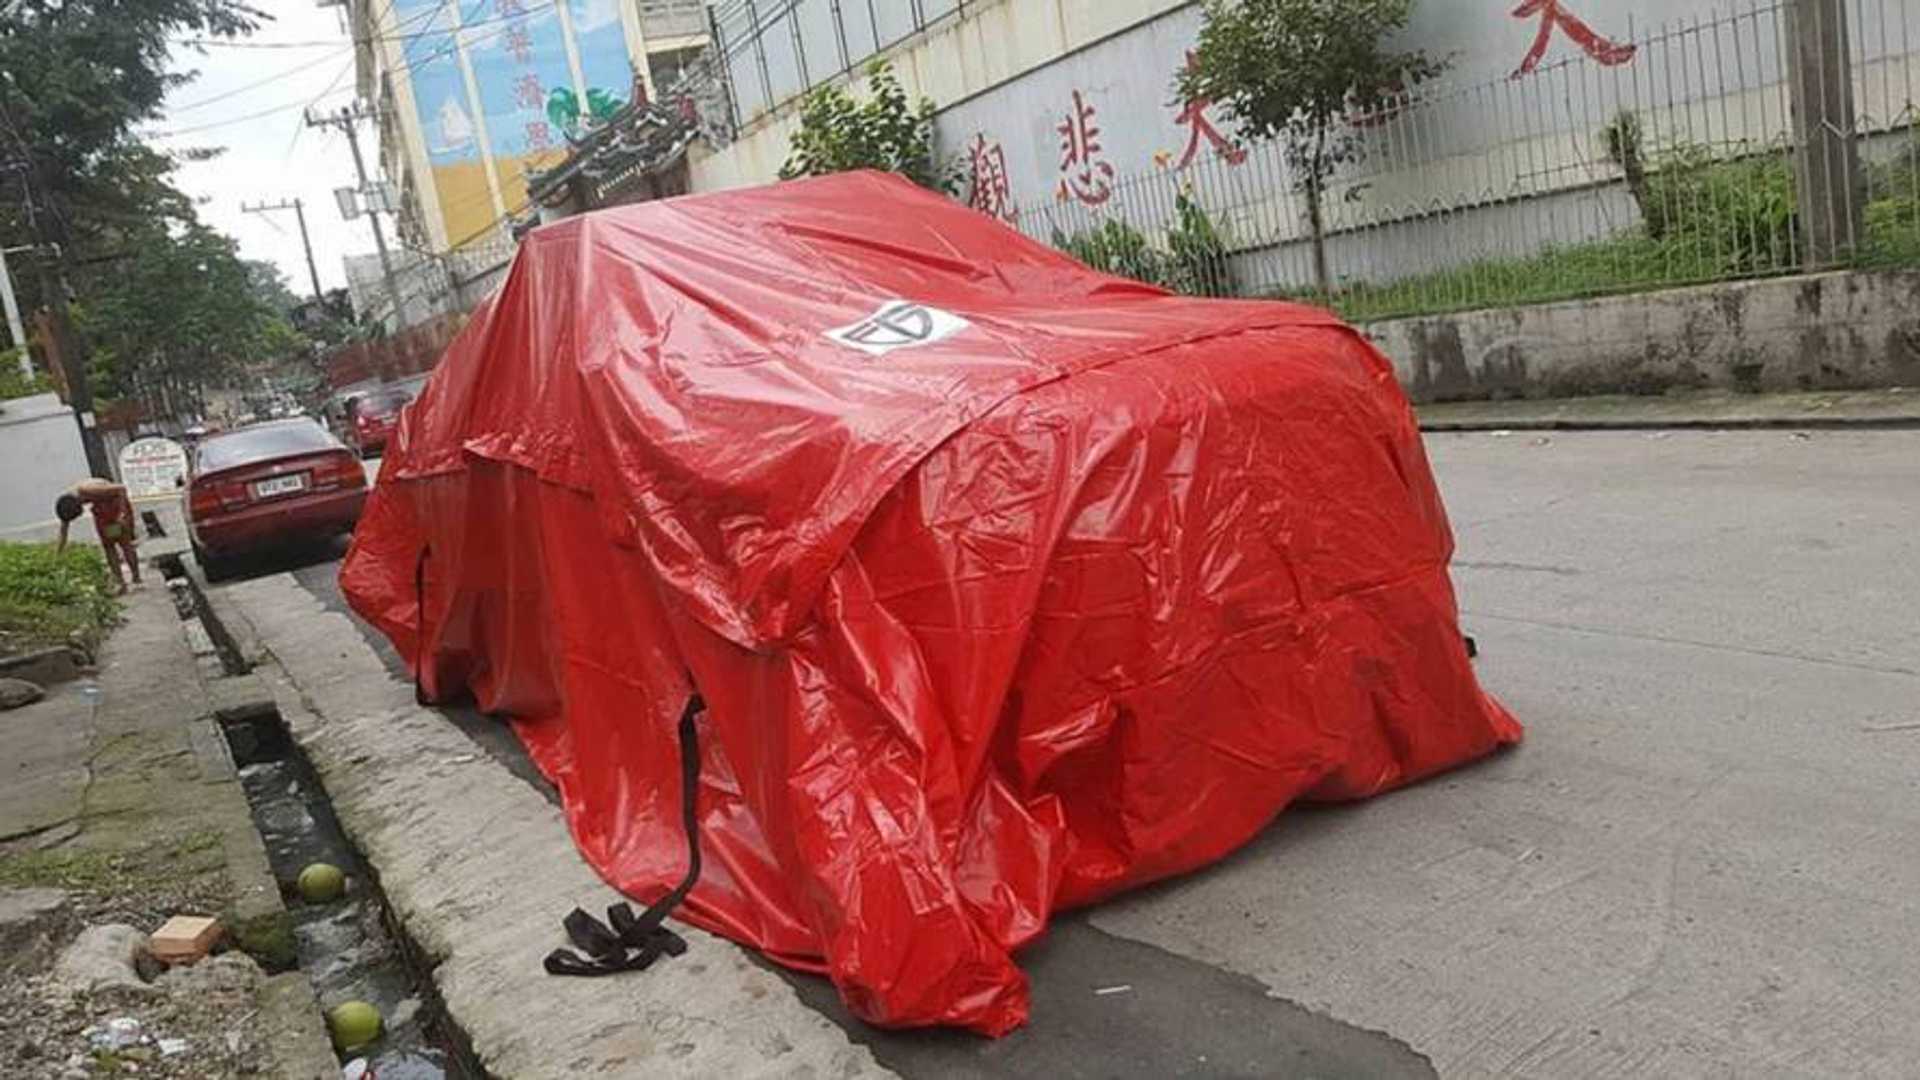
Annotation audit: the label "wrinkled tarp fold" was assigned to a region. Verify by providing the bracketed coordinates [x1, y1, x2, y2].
[341, 170, 1521, 1036]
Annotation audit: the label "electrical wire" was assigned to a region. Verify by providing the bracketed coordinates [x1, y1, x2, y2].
[171, 2, 565, 52]
[167, 47, 354, 114]
[148, 4, 541, 140]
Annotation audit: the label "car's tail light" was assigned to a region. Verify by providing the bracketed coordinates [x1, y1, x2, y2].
[319, 454, 365, 490]
[189, 479, 247, 517]
[188, 482, 220, 519]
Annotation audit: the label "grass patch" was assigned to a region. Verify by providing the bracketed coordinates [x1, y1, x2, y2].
[0, 845, 132, 891]
[0, 353, 51, 400]
[1310, 193, 1920, 324]
[0, 541, 121, 658]
[1249, 138, 1920, 322]
[228, 909, 298, 971]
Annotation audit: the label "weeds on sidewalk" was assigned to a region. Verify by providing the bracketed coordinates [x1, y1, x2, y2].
[0, 542, 121, 658]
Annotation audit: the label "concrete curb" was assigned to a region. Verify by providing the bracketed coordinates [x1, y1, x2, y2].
[1419, 414, 1920, 432]
[218, 573, 894, 1080]
[170, 554, 339, 1080]
[1413, 390, 1920, 433]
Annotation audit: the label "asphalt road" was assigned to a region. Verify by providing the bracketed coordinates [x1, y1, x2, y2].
[252, 430, 1920, 1077]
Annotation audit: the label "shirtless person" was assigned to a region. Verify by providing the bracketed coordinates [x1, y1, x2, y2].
[54, 478, 143, 594]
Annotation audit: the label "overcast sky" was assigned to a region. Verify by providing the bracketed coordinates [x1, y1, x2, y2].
[147, 2, 374, 296]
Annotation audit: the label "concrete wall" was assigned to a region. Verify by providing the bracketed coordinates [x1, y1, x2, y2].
[692, 0, 1191, 192]
[694, 0, 1920, 298]
[0, 393, 90, 541]
[1363, 269, 1920, 403]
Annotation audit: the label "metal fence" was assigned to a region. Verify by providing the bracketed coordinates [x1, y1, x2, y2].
[1009, 0, 1920, 323]
[709, 0, 967, 126]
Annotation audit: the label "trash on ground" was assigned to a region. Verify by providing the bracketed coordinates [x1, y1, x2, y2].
[88, 1016, 144, 1050]
[156, 1036, 189, 1056]
[1094, 984, 1133, 996]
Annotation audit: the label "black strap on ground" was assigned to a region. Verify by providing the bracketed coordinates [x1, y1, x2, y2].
[545, 692, 705, 977]
[412, 545, 436, 706]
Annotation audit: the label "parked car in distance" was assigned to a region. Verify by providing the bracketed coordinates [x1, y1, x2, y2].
[184, 418, 367, 581]
[342, 384, 415, 458]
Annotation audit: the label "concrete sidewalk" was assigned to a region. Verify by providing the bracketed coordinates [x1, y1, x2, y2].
[1417, 387, 1920, 430]
[0, 584, 334, 1077]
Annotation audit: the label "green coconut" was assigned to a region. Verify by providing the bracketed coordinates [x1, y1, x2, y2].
[297, 862, 346, 903]
[326, 1000, 382, 1052]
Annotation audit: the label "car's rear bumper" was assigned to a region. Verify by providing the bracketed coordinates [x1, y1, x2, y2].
[195, 488, 366, 556]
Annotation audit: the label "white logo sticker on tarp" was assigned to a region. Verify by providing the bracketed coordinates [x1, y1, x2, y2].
[825, 300, 969, 356]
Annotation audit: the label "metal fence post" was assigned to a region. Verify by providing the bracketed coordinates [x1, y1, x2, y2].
[1786, 0, 1864, 264]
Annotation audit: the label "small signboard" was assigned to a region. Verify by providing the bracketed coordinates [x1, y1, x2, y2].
[118, 436, 189, 500]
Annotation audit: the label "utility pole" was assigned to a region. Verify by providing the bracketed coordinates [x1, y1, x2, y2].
[242, 198, 324, 303]
[306, 103, 406, 329]
[3, 159, 109, 475]
[32, 248, 110, 477]
[1786, 0, 1862, 265]
[0, 243, 28, 377]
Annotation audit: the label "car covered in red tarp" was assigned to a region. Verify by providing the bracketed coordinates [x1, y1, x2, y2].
[340, 171, 1520, 1036]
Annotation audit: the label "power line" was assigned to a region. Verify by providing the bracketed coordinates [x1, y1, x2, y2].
[166, 0, 448, 118]
[283, 54, 359, 160]
[146, 4, 533, 141]
[147, 85, 357, 139]
[171, 2, 562, 53]
[167, 47, 353, 114]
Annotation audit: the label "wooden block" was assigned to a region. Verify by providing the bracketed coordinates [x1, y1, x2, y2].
[149, 915, 222, 964]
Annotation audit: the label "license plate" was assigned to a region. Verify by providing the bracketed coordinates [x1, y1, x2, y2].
[254, 474, 307, 498]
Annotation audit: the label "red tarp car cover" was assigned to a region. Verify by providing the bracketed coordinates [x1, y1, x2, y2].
[341, 170, 1521, 1036]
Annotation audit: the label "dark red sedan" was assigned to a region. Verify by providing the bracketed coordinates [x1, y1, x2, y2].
[344, 385, 412, 458]
[185, 419, 367, 580]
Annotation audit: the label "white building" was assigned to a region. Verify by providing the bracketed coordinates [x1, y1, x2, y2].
[348, 0, 711, 259]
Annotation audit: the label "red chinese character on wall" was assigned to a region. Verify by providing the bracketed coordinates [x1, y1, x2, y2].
[966, 134, 1016, 222]
[504, 23, 533, 64]
[525, 119, 553, 153]
[1172, 51, 1247, 169]
[513, 73, 544, 110]
[1510, 0, 1636, 79]
[1055, 90, 1115, 206]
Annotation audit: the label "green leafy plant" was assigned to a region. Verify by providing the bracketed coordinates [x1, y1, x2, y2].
[1052, 190, 1236, 297]
[0, 542, 120, 657]
[779, 60, 949, 191]
[1165, 191, 1235, 297]
[0, 356, 51, 401]
[1179, 0, 1446, 300]
[1054, 218, 1170, 287]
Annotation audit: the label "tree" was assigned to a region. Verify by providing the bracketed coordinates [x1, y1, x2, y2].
[779, 60, 948, 192]
[0, 0, 261, 261]
[1178, 0, 1445, 300]
[0, 0, 264, 434]
[79, 221, 298, 422]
